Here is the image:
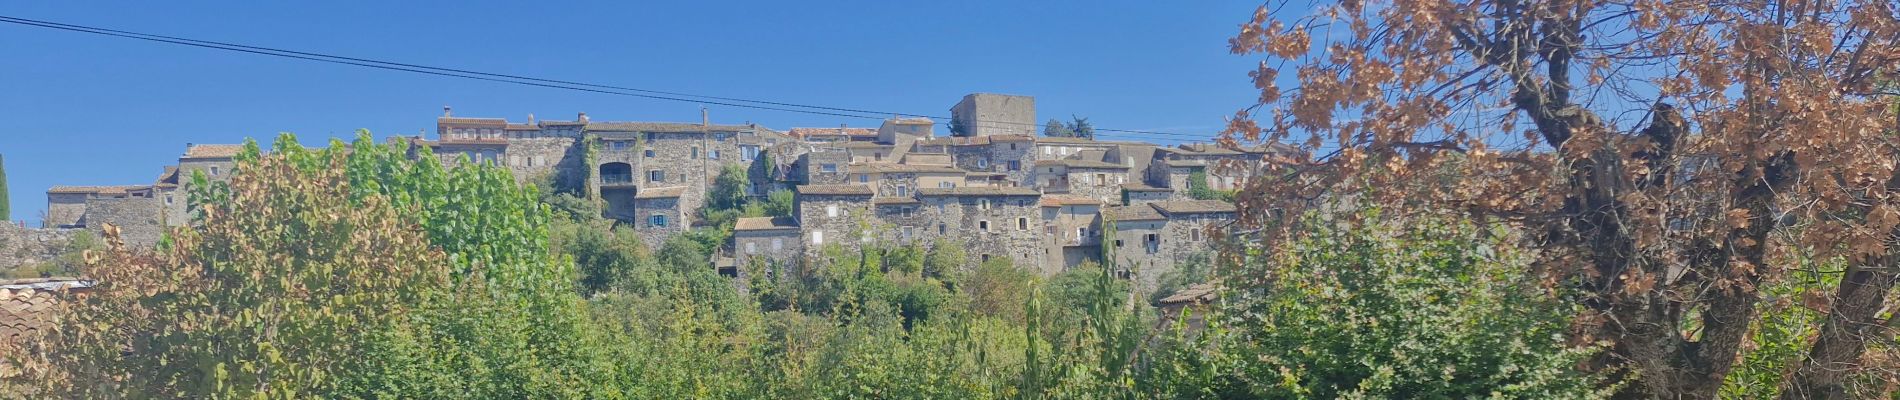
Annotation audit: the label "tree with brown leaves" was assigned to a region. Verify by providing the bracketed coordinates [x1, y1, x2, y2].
[1225, 0, 1900, 398]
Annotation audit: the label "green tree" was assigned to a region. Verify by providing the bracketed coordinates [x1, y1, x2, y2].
[1065, 116, 1095, 140]
[1043, 119, 1074, 137]
[1220, 210, 1610, 398]
[0, 153, 9, 221]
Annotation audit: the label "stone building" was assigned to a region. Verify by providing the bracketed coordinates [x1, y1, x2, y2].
[41, 93, 1288, 295]
[733, 216, 800, 269]
[631, 186, 689, 249]
[1039, 194, 1103, 270]
[1033, 159, 1131, 205]
[1105, 199, 1237, 294]
[794, 184, 876, 258]
[950, 93, 1037, 137]
[913, 186, 1044, 273]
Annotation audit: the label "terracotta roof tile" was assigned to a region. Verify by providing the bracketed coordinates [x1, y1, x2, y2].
[788, 127, 877, 138]
[916, 187, 1040, 197]
[734, 216, 799, 231]
[586, 121, 755, 133]
[46, 185, 146, 195]
[797, 184, 875, 196]
[183, 144, 245, 159]
[1151, 200, 1237, 215]
[1039, 195, 1101, 207]
[634, 186, 689, 199]
[1103, 205, 1166, 221]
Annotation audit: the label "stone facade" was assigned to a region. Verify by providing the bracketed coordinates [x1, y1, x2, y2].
[913, 187, 1044, 273]
[0, 224, 79, 269]
[733, 217, 801, 269]
[631, 188, 688, 250]
[950, 93, 1037, 137]
[794, 185, 877, 258]
[80, 197, 165, 249]
[43, 93, 1279, 293]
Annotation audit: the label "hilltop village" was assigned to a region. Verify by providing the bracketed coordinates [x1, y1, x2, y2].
[37, 93, 1288, 293]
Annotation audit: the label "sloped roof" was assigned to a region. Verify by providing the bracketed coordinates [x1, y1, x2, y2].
[788, 127, 878, 138]
[1103, 205, 1166, 221]
[734, 216, 799, 231]
[1151, 200, 1237, 215]
[46, 185, 145, 195]
[916, 187, 1040, 197]
[797, 184, 875, 196]
[873, 197, 923, 205]
[1035, 159, 1129, 169]
[436, 117, 508, 127]
[1119, 183, 1170, 192]
[1, 278, 92, 346]
[155, 166, 180, 186]
[183, 144, 245, 159]
[851, 163, 966, 174]
[586, 121, 755, 133]
[1158, 283, 1219, 305]
[634, 186, 689, 199]
[1039, 195, 1101, 207]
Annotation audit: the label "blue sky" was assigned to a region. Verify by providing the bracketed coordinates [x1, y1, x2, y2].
[0, 1, 1268, 225]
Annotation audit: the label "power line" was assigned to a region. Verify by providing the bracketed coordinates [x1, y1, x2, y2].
[0, 15, 1222, 142]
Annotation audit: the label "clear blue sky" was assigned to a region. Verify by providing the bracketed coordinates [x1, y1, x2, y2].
[0, 1, 1269, 226]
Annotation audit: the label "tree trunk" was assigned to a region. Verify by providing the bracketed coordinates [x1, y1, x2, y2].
[1780, 255, 1900, 399]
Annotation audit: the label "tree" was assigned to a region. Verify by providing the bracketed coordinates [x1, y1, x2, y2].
[1223, 211, 1610, 398]
[0, 153, 9, 221]
[1227, 2, 1900, 397]
[1065, 116, 1095, 140]
[1044, 119, 1075, 137]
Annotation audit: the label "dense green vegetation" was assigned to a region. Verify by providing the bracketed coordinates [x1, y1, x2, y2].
[2, 132, 1623, 398]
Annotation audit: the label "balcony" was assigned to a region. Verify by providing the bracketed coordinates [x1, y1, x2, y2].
[600, 174, 636, 187]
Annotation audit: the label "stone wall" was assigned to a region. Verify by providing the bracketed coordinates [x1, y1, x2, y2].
[0, 224, 78, 269]
[1123, 188, 1173, 205]
[802, 148, 851, 185]
[734, 229, 800, 269]
[42, 194, 87, 228]
[795, 193, 876, 258]
[502, 136, 583, 185]
[1107, 212, 1229, 295]
[913, 194, 1045, 273]
[81, 197, 165, 249]
[1040, 204, 1102, 269]
[1065, 167, 1129, 205]
[631, 196, 685, 250]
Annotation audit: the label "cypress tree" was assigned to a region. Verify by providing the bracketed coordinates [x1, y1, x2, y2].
[0, 153, 10, 221]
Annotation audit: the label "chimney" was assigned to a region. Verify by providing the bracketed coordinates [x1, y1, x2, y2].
[527, 113, 536, 124]
[443, 106, 452, 117]
[701, 107, 710, 129]
[577, 112, 589, 123]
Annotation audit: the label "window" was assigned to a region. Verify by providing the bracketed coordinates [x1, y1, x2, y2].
[165, 194, 173, 205]
[649, 214, 668, 227]
[981, 254, 992, 263]
[812, 230, 824, 244]
[1018, 218, 1029, 230]
[895, 185, 909, 197]
[821, 164, 838, 173]
[644, 149, 655, 158]
[874, 153, 883, 161]
[937, 223, 947, 235]
[611, 141, 630, 151]
[859, 174, 869, 183]
[900, 207, 914, 218]
[1096, 174, 1108, 184]
[939, 181, 955, 188]
[978, 199, 991, 210]
[746, 242, 758, 254]
[827, 204, 839, 217]
[977, 159, 989, 169]
[210, 166, 221, 176]
[1008, 143, 1017, 150]
[902, 227, 914, 240]
[979, 220, 990, 232]
[1114, 239, 1123, 247]
[1190, 228, 1202, 242]
[710, 150, 721, 160]
[1008, 160, 1020, 171]
[1043, 147, 1053, 155]
[649, 170, 665, 182]
[772, 238, 783, 250]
